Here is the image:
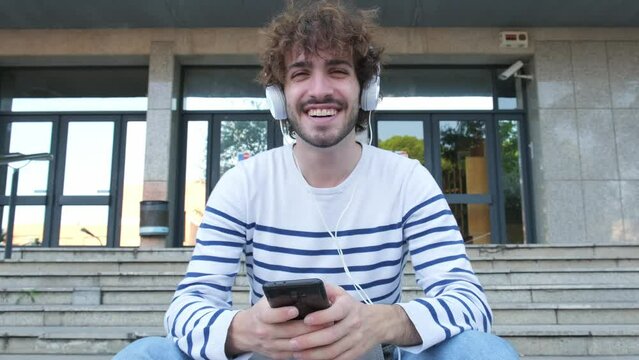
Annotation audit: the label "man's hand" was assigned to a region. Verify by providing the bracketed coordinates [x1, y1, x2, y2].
[287, 284, 379, 360]
[225, 297, 329, 359]
[289, 284, 422, 360]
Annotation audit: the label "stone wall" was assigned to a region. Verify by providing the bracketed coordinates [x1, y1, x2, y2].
[528, 40, 639, 243]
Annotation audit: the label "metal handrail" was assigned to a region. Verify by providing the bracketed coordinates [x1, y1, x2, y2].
[1, 152, 54, 259]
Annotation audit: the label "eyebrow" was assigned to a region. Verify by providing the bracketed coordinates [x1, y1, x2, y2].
[287, 59, 354, 72]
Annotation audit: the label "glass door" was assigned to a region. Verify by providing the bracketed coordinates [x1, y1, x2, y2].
[375, 113, 499, 244]
[179, 112, 279, 246]
[434, 114, 496, 244]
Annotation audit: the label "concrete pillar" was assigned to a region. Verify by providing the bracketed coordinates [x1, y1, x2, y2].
[141, 41, 180, 248]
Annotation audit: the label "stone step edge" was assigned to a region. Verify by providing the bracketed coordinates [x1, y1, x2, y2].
[5, 255, 639, 263]
[2, 301, 638, 311]
[10, 244, 639, 253]
[4, 267, 639, 276]
[3, 324, 639, 339]
[4, 283, 639, 292]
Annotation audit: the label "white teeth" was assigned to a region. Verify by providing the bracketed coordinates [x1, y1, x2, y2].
[308, 108, 337, 117]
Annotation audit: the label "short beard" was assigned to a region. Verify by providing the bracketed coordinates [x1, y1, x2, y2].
[288, 98, 358, 148]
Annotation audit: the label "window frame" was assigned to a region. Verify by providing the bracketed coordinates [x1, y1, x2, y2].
[175, 111, 282, 247]
[0, 112, 145, 247]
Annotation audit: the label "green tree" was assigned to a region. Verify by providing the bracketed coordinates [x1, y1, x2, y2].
[498, 121, 523, 227]
[220, 121, 267, 175]
[439, 120, 485, 194]
[378, 135, 424, 164]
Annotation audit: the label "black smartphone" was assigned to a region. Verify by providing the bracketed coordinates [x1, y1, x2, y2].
[262, 278, 331, 320]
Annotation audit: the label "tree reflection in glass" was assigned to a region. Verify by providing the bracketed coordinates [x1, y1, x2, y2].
[220, 120, 267, 177]
[440, 120, 491, 244]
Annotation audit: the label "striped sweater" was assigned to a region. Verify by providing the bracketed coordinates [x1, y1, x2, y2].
[165, 143, 492, 359]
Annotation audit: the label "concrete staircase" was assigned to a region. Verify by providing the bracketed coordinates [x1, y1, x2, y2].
[1, 244, 638, 359]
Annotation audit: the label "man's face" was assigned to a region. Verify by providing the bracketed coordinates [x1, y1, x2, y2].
[283, 50, 360, 148]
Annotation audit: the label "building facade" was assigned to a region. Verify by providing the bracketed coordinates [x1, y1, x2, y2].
[1, 1, 638, 249]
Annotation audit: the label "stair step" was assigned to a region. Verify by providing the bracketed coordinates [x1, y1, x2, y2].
[4, 284, 638, 306]
[2, 268, 639, 288]
[475, 268, 639, 286]
[2, 245, 638, 357]
[2, 302, 637, 327]
[466, 244, 639, 259]
[2, 324, 639, 356]
[0, 272, 186, 288]
[8, 248, 192, 261]
[497, 324, 639, 356]
[0, 260, 189, 273]
[490, 302, 639, 325]
[3, 256, 639, 274]
[0, 326, 164, 355]
[470, 258, 639, 271]
[0, 304, 167, 327]
[483, 284, 639, 303]
[9, 244, 639, 261]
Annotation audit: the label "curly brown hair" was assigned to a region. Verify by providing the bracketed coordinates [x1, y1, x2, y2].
[259, 0, 384, 133]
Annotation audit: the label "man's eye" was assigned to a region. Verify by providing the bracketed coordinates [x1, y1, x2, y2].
[290, 72, 308, 80]
[331, 69, 350, 76]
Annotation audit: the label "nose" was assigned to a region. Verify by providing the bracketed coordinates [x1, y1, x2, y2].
[307, 73, 334, 101]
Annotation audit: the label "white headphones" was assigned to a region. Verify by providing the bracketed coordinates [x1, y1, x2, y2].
[265, 71, 380, 120]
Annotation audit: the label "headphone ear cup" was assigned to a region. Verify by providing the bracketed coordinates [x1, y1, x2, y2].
[360, 74, 380, 111]
[265, 85, 287, 120]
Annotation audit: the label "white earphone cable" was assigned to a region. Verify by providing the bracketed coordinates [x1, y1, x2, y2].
[367, 111, 373, 146]
[291, 149, 373, 305]
[309, 187, 373, 305]
[279, 120, 295, 145]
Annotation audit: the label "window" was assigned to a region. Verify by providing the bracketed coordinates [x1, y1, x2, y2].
[179, 66, 282, 246]
[375, 66, 531, 244]
[0, 67, 147, 247]
[177, 65, 532, 246]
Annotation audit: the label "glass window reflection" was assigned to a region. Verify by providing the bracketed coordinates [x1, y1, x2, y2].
[0, 68, 148, 112]
[499, 120, 525, 244]
[377, 121, 425, 164]
[63, 122, 114, 196]
[1, 206, 45, 246]
[379, 68, 493, 110]
[184, 121, 209, 246]
[220, 120, 267, 177]
[450, 203, 492, 244]
[4, 122, 52, 196]
[440, 120, 487, 195]
[59, 206, 108, 246]
[119, 122, 146, 247]
[182, 67, 267, 111]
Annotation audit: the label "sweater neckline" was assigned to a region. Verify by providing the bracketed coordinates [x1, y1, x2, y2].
[286, 142, 368, 195]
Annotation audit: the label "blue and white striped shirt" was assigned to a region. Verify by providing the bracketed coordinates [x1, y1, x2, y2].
[165, 144, 492, 359]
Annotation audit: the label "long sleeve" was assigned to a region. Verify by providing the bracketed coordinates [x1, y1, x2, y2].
[164, 165, 249, 360]
[397, 164, 492, 353]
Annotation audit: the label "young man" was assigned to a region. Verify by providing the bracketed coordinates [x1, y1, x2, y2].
[115, 1, 519, 359]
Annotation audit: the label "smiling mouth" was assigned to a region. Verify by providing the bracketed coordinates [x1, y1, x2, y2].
[307, 108, 338, 117]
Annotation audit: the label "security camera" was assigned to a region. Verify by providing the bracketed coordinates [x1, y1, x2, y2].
[499, 60, 526, 80]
